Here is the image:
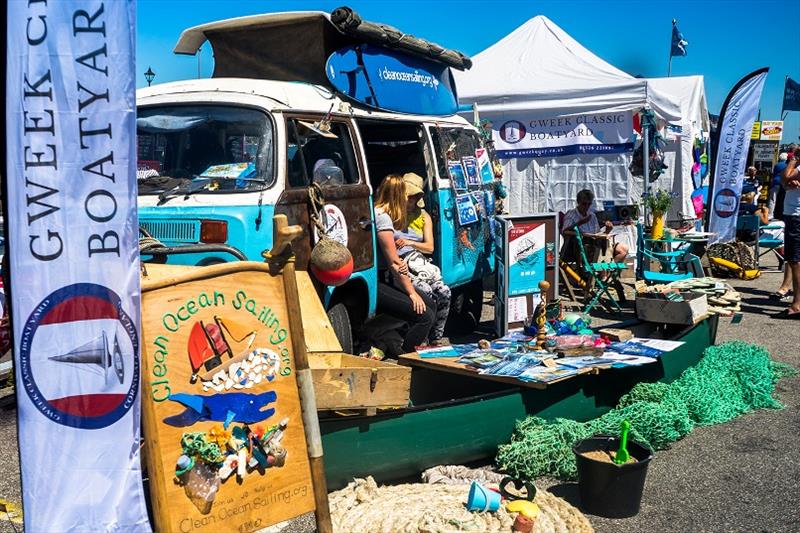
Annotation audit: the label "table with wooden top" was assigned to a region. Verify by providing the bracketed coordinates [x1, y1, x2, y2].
[398, 352, 603, 390]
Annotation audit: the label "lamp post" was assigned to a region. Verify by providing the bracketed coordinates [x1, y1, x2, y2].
[144, 66, 155, 87]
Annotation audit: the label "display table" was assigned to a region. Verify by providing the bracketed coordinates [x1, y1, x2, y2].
[398, 352, 602, 390]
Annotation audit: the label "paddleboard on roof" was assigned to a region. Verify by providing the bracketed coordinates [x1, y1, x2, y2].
[326, 44, 459, 116]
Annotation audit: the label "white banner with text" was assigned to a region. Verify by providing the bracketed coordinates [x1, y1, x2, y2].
[492, 111, 634, 159]
[6, 0, 151, 530]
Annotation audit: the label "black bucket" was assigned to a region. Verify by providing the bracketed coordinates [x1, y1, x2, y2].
[573, 434, 654, 518]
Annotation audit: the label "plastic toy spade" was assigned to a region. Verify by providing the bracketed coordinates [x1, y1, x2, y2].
[614, 420, 631, 465]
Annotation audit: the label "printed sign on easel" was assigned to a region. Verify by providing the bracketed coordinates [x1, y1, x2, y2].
[495, 214, 560, 336]
[141, 264, 319, 532]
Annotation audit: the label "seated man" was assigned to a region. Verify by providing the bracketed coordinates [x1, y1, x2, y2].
[562, 189, 629, 264]
[736, 183, 769, 242]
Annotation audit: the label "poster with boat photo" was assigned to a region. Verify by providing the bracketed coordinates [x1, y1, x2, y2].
[140, 264, 316, 532]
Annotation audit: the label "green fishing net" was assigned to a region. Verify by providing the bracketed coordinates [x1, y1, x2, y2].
[497, 342, 796, 480]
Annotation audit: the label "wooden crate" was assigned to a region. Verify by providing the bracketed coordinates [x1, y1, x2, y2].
[636, 292, 708, 325]
[310, 353, 411, 412]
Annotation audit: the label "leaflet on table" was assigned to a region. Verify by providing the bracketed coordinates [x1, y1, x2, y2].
[628, 338, 685, 352]
[601, 353, 658, 366]
[457, 350, 506, 369]
[479, 352, 558, 377]
[518, 366, 579, 383]
[417, 343, 477, 359]
[557, 356, 615, 370]
[608, 341, 666, 358]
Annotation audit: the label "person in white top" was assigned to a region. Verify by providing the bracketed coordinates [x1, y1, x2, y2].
[562, 189, 629, 264]
[773, 151, 800, 318]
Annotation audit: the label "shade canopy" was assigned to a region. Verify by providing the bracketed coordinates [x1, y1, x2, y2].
[454, 15, 681, 122]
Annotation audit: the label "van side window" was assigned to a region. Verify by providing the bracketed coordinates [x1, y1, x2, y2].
[286, 119, 359, 188]
[430, 127, 482, 182]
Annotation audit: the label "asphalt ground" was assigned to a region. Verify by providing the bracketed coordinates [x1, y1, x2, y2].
[0, 258, 798, 532]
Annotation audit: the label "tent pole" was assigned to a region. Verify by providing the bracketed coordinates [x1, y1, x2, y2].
[668, 55, 672, 77]
[643, 115, 650, 223]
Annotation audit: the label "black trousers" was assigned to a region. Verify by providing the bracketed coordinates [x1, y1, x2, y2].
[376, 280, 436, 353]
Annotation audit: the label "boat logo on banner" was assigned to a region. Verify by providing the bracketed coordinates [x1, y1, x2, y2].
[712, 189, 738, 219]
[493, 112, 634, 158]
[499, 120, 526, 144]
[18, 283, 139, 430]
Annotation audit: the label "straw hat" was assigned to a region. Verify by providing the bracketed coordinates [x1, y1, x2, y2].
[403, 172, 425, 208]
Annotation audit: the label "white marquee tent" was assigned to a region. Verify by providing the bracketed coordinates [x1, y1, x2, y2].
[454, 15, 706, 219]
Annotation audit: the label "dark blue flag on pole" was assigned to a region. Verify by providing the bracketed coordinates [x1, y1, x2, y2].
[671, 22, 688, 57]
[784, 77, 800, 112]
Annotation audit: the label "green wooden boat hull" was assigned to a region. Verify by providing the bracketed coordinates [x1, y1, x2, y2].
[320, 315, 718, 489]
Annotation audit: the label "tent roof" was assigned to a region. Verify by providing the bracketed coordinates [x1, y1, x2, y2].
[454, 15, 680, 121]
[646, 75, 710, 133]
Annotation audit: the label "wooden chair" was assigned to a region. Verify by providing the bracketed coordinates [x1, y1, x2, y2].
[574, 228, 625, 314]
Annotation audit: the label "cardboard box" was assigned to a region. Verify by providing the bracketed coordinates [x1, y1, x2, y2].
[635, 292, 708, 325]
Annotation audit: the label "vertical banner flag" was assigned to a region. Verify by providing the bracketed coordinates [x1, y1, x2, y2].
[708, 68, 769, 244]
[6, 1, 152, 531]
[783, 77, 800, 112]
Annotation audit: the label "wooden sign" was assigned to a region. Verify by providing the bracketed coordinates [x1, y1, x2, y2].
[141, 262, 317, 532]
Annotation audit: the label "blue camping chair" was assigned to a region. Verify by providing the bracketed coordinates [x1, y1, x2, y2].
[636, 223, 704, 284]
[736, 214, 784, 272]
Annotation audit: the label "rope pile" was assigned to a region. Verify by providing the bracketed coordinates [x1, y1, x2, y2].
[498, 342, 796, 480]
[329, 476, 593, 533]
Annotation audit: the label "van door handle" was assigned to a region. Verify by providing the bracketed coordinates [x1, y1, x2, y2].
[358, 217, 373, 230]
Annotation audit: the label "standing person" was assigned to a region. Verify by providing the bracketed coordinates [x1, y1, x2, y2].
[773, 152, 800, 318]
[769, 153, 789, 217]
[372, 175, 436, 350]
[394, 172, 452, 346]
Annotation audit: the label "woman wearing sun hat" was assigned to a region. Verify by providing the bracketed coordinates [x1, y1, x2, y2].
[393, 172, 453, 346]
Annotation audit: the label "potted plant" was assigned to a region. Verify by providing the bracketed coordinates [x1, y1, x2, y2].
[642, 189, 673, 239]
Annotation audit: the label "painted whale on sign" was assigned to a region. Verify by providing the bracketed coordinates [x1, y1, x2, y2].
[163, 391, 277, 427]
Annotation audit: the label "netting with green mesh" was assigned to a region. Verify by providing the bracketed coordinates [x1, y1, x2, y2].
[497, 342, 797, 480]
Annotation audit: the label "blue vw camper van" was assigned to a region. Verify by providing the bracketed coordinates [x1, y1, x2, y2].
[137, 11, 496, 351]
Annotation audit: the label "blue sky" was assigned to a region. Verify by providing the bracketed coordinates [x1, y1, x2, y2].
[138, 0, 800, 142]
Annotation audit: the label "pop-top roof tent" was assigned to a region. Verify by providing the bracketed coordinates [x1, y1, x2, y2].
[453, 15, 695, 220]
[173, 8, 471, 105]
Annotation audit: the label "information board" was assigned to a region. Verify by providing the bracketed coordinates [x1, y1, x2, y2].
[141, 264, 317, 532]
[494, 214, 560, 336]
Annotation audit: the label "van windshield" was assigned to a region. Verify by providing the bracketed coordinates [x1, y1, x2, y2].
[136, 105, 274, 194]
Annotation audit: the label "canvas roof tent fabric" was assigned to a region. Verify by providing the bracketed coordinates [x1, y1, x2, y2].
[644, 76, 710, 219]
[453, 15, 681, 122]
[174, 9, 471, 87]
[454, 15, 687, 221]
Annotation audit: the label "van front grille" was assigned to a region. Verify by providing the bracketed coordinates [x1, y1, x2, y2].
[140, 220, 199, 243]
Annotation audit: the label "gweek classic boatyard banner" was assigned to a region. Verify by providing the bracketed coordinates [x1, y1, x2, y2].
[708, 68, 768, 244]
[492, 111, 634, 159]
[5, 1, 151, 530]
